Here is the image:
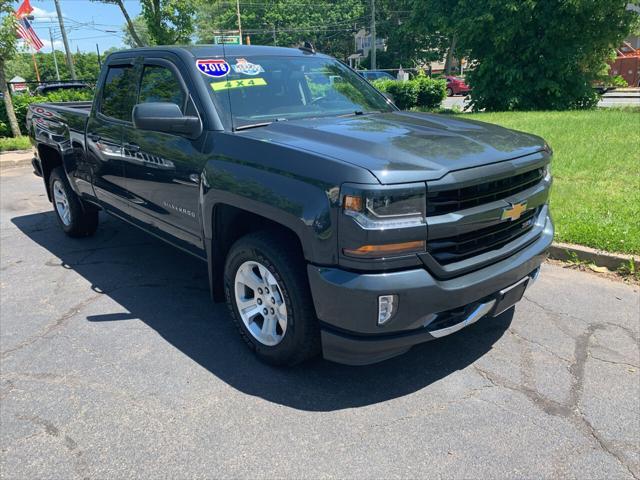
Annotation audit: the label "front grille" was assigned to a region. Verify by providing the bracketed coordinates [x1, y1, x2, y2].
[426, 168, 544, 216]
[427, 208, 538, 265]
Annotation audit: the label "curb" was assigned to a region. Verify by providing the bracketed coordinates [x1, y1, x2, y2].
[0, 151, 32, 171]
[548, 242, 637, 271]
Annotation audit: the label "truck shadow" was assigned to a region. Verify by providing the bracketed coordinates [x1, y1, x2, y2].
[13, 211, 514, 412]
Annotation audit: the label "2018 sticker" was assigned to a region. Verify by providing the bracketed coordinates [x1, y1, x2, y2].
[232, 58, 264, 76]
[211, 78, 268, 91]
[196, 59, 230, 77]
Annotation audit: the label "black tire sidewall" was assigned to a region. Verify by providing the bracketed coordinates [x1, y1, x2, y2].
[49, 168, 79, 234]
[48, 167, 97, 237]
[224, 236, 312, 365]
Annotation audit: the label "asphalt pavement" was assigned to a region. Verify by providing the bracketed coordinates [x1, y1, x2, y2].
[442, 89, 640, 110]
[1, 165, 639, 479]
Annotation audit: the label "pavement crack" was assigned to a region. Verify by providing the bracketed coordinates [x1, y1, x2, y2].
[475, 322, 639, 480]
[509, 328, 573, 363]
[0, 293, 103, 360]
[588, 354, 639, 370]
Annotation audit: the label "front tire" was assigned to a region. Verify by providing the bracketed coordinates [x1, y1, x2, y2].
[49, 167, 98, 237]
[224, 231, 320, 366]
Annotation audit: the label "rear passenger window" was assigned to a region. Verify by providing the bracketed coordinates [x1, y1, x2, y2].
[138, 66, 186, 112]
[100, 66, 138, 122]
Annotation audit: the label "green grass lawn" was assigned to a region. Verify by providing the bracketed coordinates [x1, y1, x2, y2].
[464, 109, 640, 255]
[0, 136, 31, 152]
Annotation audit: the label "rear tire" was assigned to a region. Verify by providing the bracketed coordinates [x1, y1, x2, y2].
[49, 167, 98, 237]
[224, 231, 320, 366]
[446, 87, 454, 97]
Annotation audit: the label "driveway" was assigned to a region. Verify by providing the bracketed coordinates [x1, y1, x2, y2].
[441, 89, 640, 110]
[1, 165, 639, 479]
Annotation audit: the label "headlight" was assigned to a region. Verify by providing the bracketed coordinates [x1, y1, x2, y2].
[343, 186, 426, 230]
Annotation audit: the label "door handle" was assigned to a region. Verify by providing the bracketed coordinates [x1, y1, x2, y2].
[124, 142, 140, 153]
[88, 134, 101, 142]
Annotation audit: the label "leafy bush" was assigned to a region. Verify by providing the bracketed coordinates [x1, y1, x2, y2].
[372, 79, 418, 110]
[0, 88, 94, 137]
[0, 135, 31, 152]
[608, 75, 629, 88]
[372, 77, 445, 110]
[414, 76, 447, 109]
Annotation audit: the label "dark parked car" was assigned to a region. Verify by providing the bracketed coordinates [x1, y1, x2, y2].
[27, 45, 553, 366]
[360, 70, 396, 82]
[445, 76, 471, 96]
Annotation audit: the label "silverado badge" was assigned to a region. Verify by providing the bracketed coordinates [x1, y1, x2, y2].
[501, 201, 528, 221]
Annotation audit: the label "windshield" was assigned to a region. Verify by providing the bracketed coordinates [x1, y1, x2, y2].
[198, 55, 395, 129]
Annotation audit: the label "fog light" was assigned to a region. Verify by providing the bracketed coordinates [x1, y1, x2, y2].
[378, 295, 397, 325]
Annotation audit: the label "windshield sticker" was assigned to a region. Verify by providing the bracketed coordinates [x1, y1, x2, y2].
[231, 58, 265, 76]
[211, 78, 268, 91]
[196, 59, 230, 78]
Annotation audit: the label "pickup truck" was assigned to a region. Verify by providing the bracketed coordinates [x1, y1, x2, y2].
[27, 45, 553, 366]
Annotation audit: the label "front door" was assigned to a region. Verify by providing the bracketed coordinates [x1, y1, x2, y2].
[86, 61, 139, 216]
[121, 58, 206, 251]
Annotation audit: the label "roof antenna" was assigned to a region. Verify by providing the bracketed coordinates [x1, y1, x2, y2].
[299, 41, 315, 54]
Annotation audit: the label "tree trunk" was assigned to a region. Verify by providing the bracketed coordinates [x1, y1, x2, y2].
[117, 0, 146, 47]
[0, 59, 21, 137]
[444, 34, 458, 75]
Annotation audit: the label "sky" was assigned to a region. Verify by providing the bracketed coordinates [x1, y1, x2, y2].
[14, 0, 141, 53]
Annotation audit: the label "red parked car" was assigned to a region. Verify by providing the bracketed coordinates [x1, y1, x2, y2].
[445, 76, 471, 96]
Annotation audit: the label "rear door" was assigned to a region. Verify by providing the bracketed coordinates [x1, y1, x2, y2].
[86, 59, 139, 215]
[121, 56, 206, 251]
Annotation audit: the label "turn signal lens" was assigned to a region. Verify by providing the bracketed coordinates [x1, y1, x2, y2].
[343, 240, 426, 259]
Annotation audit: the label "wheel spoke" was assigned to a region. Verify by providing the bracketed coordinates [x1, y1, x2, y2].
[261, 316, 277, 338]
[241, 303, 262, 320]
[237, 266, 263, 291]
[234, 260, 288, 347]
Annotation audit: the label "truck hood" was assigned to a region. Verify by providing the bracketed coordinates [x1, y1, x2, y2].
[240, 111, 546, 184]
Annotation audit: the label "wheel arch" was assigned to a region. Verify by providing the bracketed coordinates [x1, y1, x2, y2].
[38, 144, 63, 201]
[207, 203, 309, 303]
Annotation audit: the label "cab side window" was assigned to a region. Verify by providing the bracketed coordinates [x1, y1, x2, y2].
[138, 65, 186, 112]
[100, 65, 138, 122]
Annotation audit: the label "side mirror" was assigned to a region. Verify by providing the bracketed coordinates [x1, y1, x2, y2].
[132, 102, 202, 138]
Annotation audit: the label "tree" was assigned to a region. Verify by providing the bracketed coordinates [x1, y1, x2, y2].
[122, 15, 150, 48]
[6, 51, 102, 82]
[195, 0, 365, 61]
[0, 0, 21, 137]
[91, 0, 146, 47]
[140, 0, 195, 45]
[450, 0, 637, 111]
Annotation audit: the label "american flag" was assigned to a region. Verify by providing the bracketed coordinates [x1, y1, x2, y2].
[16, 16, 44, 51]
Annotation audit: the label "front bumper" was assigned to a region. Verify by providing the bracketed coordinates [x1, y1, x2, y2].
[308, 213, 553, 365]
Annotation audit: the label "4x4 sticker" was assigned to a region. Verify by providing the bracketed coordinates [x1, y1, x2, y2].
[211, 78, 267, 91]
[232, 58, 264, 76]
[196, 59, 230, 77]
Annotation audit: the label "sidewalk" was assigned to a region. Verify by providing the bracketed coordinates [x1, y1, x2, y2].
[0, 150, 32, 170]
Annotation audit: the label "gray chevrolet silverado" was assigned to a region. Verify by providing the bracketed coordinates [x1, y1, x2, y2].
[27, 45, 553, 366]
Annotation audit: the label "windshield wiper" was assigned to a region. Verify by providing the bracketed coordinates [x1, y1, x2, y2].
[234, 122, 273, 131]
[339, 110, 383, 117]
[234, 118, 288, 131]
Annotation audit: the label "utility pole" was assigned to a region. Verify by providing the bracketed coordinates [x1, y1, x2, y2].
[49, 28, 60, 81]
[53, 0, 76, 80]
[370, 0, 376, 70]
[236, 0, 243, 43]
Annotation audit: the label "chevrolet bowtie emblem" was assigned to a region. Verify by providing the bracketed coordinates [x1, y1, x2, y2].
[501, 201, 528, 221]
